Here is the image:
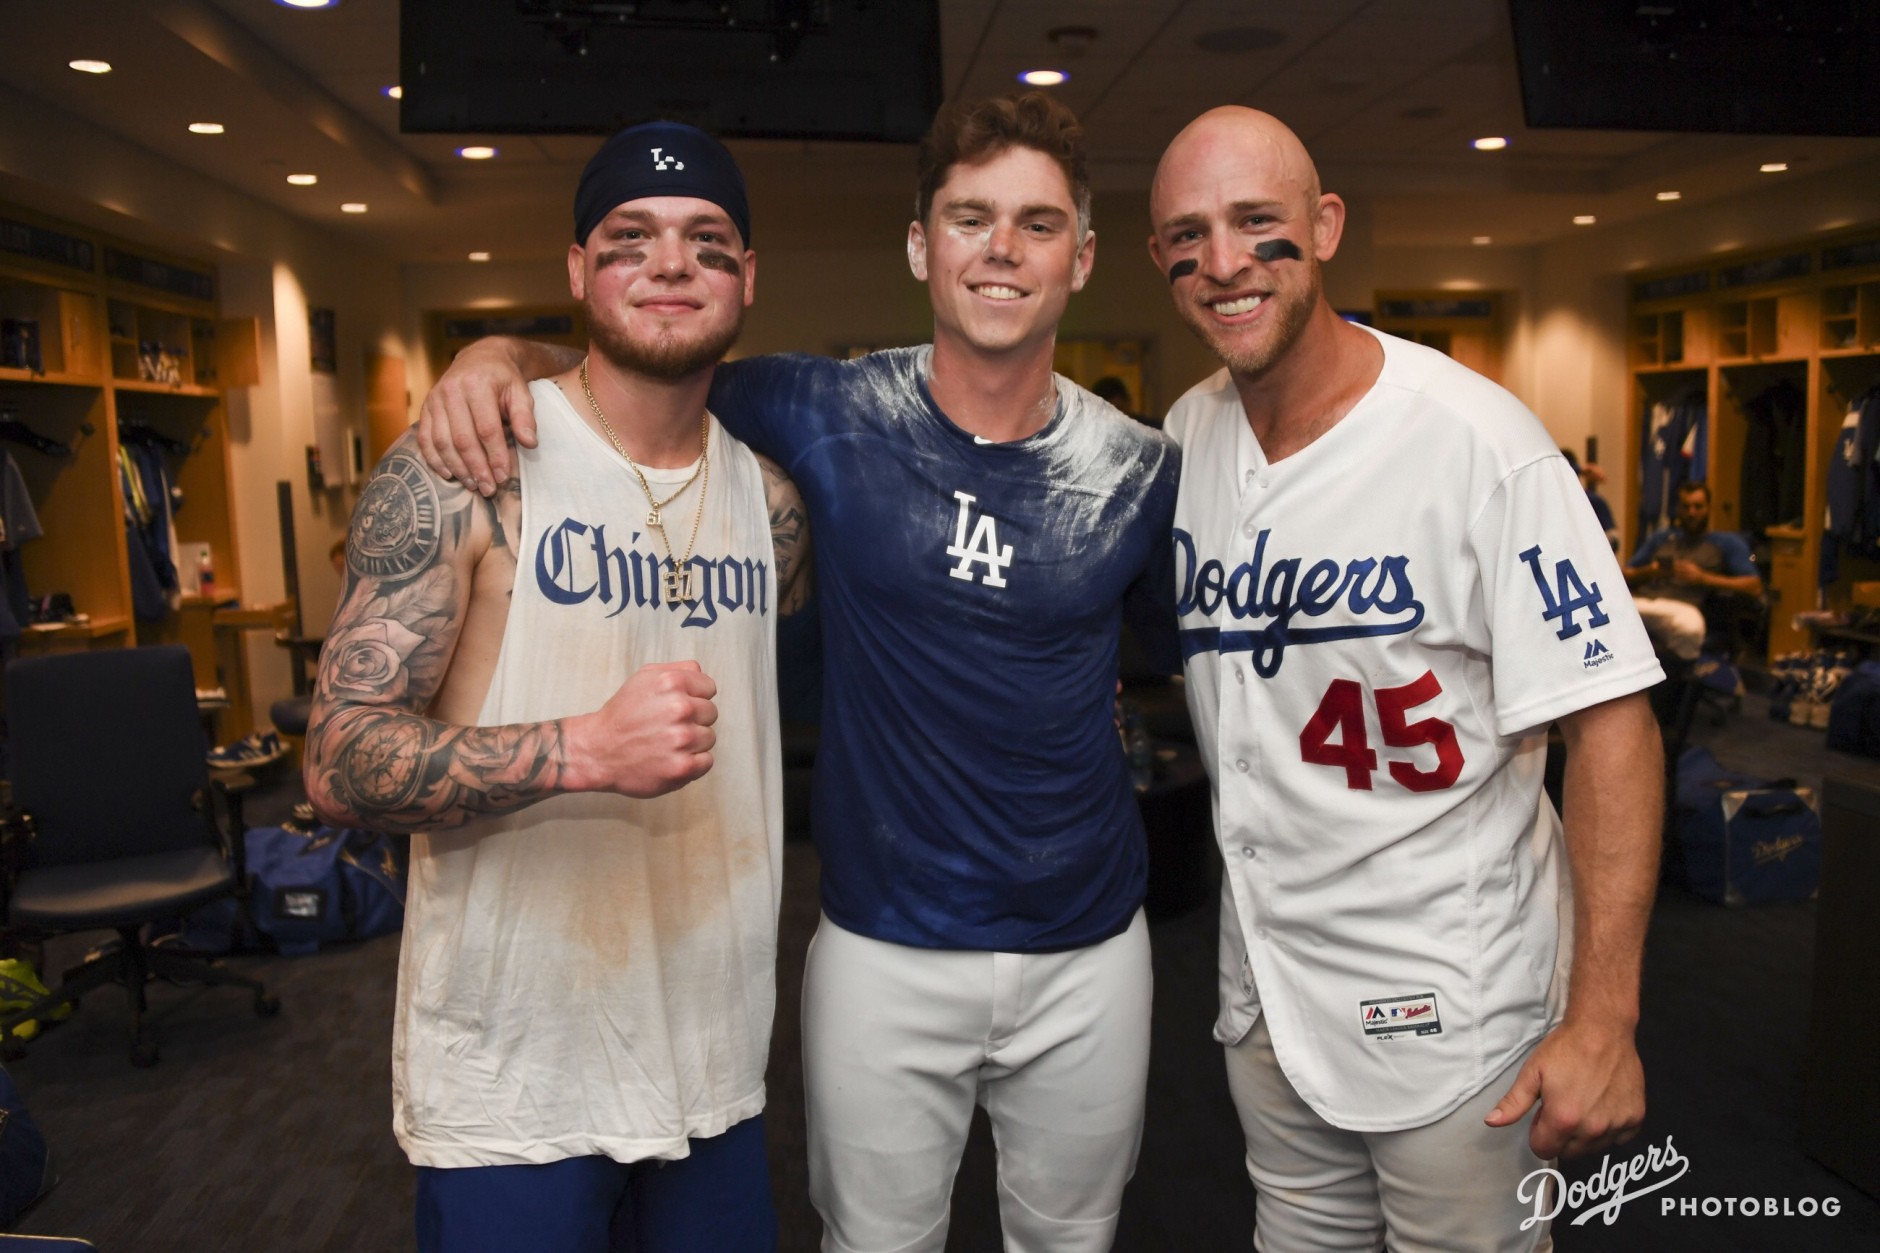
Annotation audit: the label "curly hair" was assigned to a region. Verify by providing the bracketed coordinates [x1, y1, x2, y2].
[914, 91, 1091, 236]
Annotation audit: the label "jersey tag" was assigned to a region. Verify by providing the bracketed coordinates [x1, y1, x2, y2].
[1358, 992, 1442, 1040]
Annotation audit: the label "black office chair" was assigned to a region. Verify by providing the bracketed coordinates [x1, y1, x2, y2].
[0, 646, 278, 1067]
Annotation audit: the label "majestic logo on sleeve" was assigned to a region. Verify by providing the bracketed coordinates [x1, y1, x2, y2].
[946, 490, 1014, 588]
[1173, 528, 1425, 677]
[1519, 545, 1609, 640]
[534, 518, 768, 629]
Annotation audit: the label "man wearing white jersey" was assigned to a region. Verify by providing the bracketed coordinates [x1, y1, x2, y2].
[306, 122, 809, 1253]
[1148, 107, 1665, 1250]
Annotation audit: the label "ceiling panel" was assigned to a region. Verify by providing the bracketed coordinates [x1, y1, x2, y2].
[1, 0, 1873, 262]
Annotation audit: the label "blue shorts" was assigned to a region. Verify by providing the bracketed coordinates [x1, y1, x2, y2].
[415, 1115, 777, 1253]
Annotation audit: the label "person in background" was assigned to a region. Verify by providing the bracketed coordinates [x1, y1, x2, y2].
[1092, 375, 1158, 427]
[1561, 447, 1620, 551]
[1622, 481, 1762, 660]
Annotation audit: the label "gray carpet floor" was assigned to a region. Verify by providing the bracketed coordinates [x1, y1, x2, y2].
[5, 693, 1878, 1251]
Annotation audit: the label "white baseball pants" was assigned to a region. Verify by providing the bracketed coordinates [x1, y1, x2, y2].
[1633, 597, 1708, 661]
[1225, 1015, 1555, 1252]
[802, 911, 1152, 1253]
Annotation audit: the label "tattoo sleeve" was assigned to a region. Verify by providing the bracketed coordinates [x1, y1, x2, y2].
[305, 435, 561, 831]
[757, 453, 813, 618]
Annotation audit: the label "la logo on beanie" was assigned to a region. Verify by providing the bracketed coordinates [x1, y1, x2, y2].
[651, 147, 685, 171]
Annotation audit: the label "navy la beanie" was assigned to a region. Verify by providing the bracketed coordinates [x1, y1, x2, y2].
[573, 121, 751, 247]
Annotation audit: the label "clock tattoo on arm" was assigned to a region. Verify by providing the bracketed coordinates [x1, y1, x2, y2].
[350, 453, 441, 582]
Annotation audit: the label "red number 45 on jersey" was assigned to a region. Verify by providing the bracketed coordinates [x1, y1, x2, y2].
[1299, 670, 1464, 792]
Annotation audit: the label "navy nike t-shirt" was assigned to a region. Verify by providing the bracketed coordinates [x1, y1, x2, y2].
[708, 347, 1179, 951]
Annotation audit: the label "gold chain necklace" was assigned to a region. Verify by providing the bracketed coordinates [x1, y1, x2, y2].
[579, 357, 710, 604]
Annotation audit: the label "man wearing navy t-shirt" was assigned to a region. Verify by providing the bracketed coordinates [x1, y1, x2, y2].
[1621, 482, 1762, 659]
[415, 94, 1179, 1253]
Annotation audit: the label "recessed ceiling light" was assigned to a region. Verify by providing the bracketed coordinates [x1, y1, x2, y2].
[68, 59, 112, 75]
[1573, 214, 1597, 225]
[468, 251, 491, 262]
[274, 0, 339, 9]
[1472, 136, 1508, 151]
[457, 146, 498, 160]
[188, 122, 225, 135]
[286, 173, 318, 186]
[1656, 190, 1682, 201]
[1760, 162, 1788, 173]
[383, 85, 403, 100]
[1472, 235, 1492, 245]
[340, 202, 367, 214]
[1018, 70, 1068, 86]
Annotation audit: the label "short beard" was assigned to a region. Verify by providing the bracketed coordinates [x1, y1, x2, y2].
[589, 306, 744, 382]
[1181, 257, 1319, 378]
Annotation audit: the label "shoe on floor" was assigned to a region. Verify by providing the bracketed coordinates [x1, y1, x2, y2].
[206, 729, 287, 770]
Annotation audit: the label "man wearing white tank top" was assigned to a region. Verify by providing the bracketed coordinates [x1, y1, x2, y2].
[305, 123, 810, 1253]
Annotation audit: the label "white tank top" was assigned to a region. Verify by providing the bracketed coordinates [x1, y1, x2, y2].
[392, 379, 783, 1167]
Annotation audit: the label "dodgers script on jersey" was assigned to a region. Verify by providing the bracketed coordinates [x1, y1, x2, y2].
[1165, 326, 1661, 1132]
[707, 347, 1179, 952]
[393, 382, 782, 1168]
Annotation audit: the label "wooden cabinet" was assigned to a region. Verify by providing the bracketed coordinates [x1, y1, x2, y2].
[1626, 229, 1880, 661]
[1, 202, 262, 738]
[1375, 292, 1508, 383]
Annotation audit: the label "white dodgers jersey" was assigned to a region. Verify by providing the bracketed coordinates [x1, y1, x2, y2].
[392, 381, 783, 1167]
[1166, 326, 1661, 1132]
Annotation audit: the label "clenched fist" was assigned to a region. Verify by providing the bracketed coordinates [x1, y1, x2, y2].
[564, 660, 719, 798]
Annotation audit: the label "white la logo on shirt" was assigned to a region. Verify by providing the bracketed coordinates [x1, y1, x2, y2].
[946, 490, 1013, 588]
[650, 147, 685, 171]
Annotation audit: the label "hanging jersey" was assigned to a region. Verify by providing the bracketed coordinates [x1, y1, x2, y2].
[393, 380, 783, 1168]
[1167, 326, 1661, 1132]
[707, 347, 1179, 952]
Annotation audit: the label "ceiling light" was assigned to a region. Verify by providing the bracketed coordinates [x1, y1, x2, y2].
[1656, 190, 1681, 201]
[1760, 162, 1788, 173]
[457, 146, 498, 160]
[340, 202, 367, 214]
[68, 59, 112, 74]
[274, 1, 339, 9]
[286, 173, 318, 186]
[1573, 215, 1597, 225]
[383, 85, 403, 100]
[1472, 136, 1508, 151]
[188, 122, 225, 135]
[1472, 235, 1492, 245]
[468, 251, 491, 262]
[1018, 70, 1068, 86]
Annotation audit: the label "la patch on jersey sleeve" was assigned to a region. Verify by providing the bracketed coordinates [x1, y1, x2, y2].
[1472, 456, 1662, 736]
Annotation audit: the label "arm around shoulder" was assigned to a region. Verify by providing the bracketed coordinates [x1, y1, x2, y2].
[415, 337, 583, 492]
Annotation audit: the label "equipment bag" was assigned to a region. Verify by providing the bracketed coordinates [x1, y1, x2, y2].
[163, 825, 407, 956]
[1825, 660, 1880, 758]
[0, 1062, 54, 1227]
[244, 825, 407, 956]
[1673, 746, 1820, 905]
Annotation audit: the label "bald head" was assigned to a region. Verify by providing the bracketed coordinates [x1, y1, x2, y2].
[1152, 107, 1321, 229]
[1147, 106, 1350, 380]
